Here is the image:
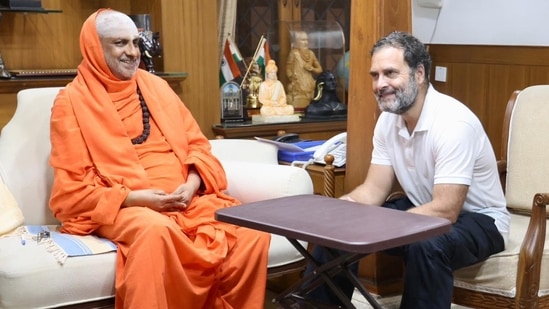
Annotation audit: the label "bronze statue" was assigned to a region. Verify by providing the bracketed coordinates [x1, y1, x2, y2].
[303, 71, 347, 120]
[0, 53, 11, 79]
[241, 61, 263, 109]
[138, 30, 162, 73]
[130, 14, 162, 73]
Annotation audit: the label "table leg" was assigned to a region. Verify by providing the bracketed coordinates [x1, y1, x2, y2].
[273, 238, 383, 309]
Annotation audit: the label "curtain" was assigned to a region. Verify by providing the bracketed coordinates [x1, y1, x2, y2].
[217, 0, 238, 63]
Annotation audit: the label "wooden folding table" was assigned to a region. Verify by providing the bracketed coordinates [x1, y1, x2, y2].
[215, 194, 451, 309]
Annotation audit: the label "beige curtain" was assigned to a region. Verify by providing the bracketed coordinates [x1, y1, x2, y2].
[217, 0, 238, 63]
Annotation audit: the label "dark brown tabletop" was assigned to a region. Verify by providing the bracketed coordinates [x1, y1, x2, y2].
[215, 194, 452, 253]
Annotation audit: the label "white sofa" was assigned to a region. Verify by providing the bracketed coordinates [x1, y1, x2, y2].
[0, 87, 313, 308]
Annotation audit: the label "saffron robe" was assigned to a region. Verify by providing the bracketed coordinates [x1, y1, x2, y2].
[49, 9, 270, 309]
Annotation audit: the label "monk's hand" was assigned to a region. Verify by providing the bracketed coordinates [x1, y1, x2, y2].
[169, 167, 202, 205]
[171, 183, 197, 205]
[123, 189, 188, 212]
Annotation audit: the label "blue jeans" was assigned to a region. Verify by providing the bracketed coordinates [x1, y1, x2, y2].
[305, 197, 505, 309]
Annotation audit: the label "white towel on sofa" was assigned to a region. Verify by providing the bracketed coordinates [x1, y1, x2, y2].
[12, 225, 117, 265]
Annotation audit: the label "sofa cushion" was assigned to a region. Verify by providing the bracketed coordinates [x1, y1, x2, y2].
[0, 234, 115, 308]
[221, 160, 313, 204]
[453, 213, 549, 297]
[209, 139, 279, 165]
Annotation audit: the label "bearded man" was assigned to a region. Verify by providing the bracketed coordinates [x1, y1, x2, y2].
[303, 31, 510, 309]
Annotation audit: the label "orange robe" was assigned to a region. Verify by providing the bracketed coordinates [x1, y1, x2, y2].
[49, 9, 270, 309]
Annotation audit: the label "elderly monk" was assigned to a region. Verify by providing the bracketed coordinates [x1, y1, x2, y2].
[48, 9, 270, 309]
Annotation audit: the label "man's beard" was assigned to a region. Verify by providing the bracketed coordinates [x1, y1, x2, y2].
[376, 75, 419, 115]
[107, 57, 139, 80]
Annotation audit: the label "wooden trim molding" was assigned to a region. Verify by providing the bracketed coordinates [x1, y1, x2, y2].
[0, 74, 187, 94]
[429, 44, 549, 157]
[428, 44, 549, 66]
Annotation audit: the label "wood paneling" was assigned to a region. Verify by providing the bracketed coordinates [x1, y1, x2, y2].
[347, 0, 411, 297]
[346, 0, 411, 193]
[156, 0, 220, 138]
[429, 44, 549, 156]
[0, 0, 93, 70]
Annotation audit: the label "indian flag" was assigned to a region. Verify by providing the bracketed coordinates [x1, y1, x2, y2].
[228, 36, 247, 74]
[254, 37, 271, 78]
[220, 37, 243, 85]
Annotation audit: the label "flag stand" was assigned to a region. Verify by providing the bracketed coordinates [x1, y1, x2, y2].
[241, 34, 266, 88]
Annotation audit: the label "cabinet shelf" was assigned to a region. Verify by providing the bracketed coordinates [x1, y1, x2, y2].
[212, 119, 346, 140]
[0, 7, 61, 13]
[0, 72, 188, 94]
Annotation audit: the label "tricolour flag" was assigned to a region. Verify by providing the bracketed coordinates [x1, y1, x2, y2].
[254, 36, 271, 78]
[220, 37, 244, 85]
[228, 36, 247, 74]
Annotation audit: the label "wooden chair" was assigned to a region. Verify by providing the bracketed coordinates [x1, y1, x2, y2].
[452, 86, 549, 308]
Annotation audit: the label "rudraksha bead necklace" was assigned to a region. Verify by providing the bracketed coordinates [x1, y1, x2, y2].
[131, 88, 151, 145]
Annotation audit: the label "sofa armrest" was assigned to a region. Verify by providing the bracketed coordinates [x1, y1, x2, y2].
[220, 161, 314, 204]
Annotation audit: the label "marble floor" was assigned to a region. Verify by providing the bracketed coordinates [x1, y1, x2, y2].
[265, 289, 473, 308]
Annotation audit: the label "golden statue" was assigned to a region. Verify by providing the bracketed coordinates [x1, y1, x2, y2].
[241, 61, 263, 109]
[286, 30, 322, 110]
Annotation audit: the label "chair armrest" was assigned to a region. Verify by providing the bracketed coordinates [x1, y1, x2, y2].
[220, 160, 314, 204]
[497, 159, 507, 192]
[515, 192, 548, 302]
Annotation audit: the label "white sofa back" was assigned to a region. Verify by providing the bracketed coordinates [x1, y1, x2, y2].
[0, 87, 63, 225]
[0, 88, 314, 225]
[210, 139, 313, 204]
[209, 138, 278, 164]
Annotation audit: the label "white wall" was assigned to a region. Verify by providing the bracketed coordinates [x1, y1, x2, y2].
[412, 0, 549, 46]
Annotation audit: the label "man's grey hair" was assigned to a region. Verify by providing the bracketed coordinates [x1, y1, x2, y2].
[371, 31, 432, 83]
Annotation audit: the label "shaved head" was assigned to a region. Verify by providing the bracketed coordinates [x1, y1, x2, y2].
[95, 10, 138, 39]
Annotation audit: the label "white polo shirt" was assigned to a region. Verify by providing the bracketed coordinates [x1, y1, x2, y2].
[371, 85, 510, 242]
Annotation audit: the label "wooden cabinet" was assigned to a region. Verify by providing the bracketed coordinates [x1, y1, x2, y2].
[0, 0, 220, 138]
